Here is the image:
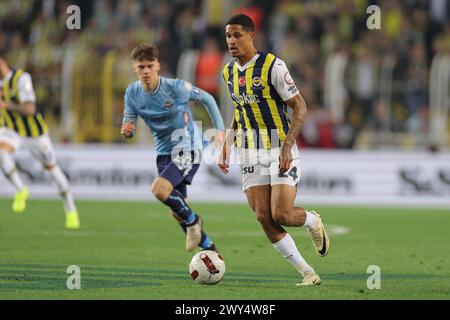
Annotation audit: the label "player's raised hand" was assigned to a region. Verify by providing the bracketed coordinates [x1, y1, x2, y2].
[279, 143, 293, 173]
[121, 120, 135, 138]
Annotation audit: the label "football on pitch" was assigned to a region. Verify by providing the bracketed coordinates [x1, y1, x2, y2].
[189, 250, 226, 285]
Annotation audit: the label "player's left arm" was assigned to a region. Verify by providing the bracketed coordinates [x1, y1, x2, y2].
[280, 93, 307, 173]
[0, 73, 36, 116]
[270, 58, 307, 173]
[184, 81, 225, 144]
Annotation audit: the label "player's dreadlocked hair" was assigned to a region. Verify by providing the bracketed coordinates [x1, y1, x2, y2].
[130, 44, 159, 62]
[226, 14, 255, 32]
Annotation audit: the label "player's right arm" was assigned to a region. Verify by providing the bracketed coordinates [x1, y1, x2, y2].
[218, 116, 237, 175]
[121, 86, 138, 139]
[217, 68, 237, 174]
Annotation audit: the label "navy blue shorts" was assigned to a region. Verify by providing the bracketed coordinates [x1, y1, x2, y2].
[156, 151, 200, 198]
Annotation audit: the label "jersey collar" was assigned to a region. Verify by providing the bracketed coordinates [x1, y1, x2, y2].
[141, 76, 161, 96]
[235, 53, 260, 72]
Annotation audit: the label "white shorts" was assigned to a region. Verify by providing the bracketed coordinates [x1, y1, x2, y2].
[0, 127, 57, 166]
[238, 145, 301, 191]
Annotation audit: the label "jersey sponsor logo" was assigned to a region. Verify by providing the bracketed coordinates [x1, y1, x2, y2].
[287, 85, 298, 95]
[164, 100, 174, 108]
[183, 111, 190, 124]
[238, 76, 246, 87]
[284, 72, 294, 85]
[231, 92, 260, 105]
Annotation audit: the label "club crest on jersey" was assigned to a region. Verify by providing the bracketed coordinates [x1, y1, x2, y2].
[164, 100, 174, 108]
[183, 111, 190, 124]
[251, 77, 264, 90]
[238, 76, 246, 87]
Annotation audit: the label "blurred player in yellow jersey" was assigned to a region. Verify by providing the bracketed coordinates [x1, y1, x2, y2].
[0, 54, 80, 229]
[218, 14, 329, 286]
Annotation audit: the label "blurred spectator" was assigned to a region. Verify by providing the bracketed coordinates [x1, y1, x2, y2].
[346, 43, 378, 129]
[429, 0, 449, 25]
[403, 42, 429, 132]
[195, 36, 223, 99]
[268, 1, 290, 53]
[235, 0, 264, 31]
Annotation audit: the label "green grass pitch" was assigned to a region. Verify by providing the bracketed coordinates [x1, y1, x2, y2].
[0, 199, 449, 300]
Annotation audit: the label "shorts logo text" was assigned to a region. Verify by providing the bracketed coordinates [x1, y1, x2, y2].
[242, 166, 254, 174]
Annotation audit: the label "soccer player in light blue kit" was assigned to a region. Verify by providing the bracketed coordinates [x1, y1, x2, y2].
[121, 44, 225, 252]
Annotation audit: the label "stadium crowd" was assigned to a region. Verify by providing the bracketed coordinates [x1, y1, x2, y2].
[0, 0, 449, 148]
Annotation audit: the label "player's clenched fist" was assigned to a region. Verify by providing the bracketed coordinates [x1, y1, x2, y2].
[121, 120, 135, 138]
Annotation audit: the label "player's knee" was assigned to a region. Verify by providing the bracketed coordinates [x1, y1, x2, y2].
[272, 207, 291, 226]
[151, 180, 163, 199]
[151, 178, 172, 201]
[0, 142, 15, 153]
[254, 208, 272, 225]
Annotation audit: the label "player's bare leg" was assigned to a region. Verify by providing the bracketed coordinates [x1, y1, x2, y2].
[26, 135, 79, 229]
[245, 185, 285, 242]
[152, 177, 202, 251]
[43, 163, 80, 230]
[245, 185, 319, 285]
[271, 184, 330, 257]
[0, 142, 28, 213]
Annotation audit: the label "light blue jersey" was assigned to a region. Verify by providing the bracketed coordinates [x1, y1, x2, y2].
[123, 76, 224, 155]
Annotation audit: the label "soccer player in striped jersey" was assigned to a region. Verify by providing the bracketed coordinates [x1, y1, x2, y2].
[0, 54, 80, 229]
[218, 14, 330, 285]
[121, 44, 225, 252]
